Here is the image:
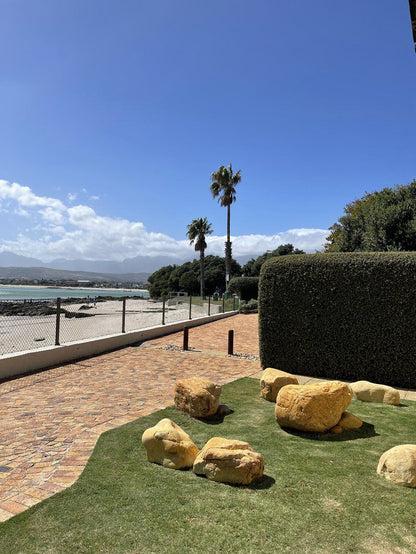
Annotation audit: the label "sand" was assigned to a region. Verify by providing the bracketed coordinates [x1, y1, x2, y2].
[0, 298, 220, 356]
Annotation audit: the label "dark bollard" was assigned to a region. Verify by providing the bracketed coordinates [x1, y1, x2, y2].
[183, 327, 189, 351]
[228, 330, 234, 355]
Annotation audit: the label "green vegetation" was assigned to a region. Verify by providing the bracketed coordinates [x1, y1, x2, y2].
[210, 163, 242, 290]
[259, 252, 416, 389]
[186, 217, 213, 299]
[0, 378, 415, 553]
[147, 256, 242, 298]
[229, 276, 259, 301]
[242, 243, 305, 276]
[325, 179, 416, 252]
[239, 298, 258, 313]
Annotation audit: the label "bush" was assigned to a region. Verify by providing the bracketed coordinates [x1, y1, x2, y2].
[229, 277, 259, 301]
[259, 252, 416, 388]
[240, 299, 258, 313]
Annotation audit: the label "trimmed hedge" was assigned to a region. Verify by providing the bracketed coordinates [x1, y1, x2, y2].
[259, 252, 416, 388]
[229, 276, 259, 301]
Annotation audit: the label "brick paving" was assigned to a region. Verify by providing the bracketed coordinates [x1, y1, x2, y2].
[0, 314, 260, 521]
[1, 312, 415, 522]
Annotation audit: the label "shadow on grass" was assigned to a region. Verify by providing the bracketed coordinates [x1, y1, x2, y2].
[247, 474, 275, 490]
[195, 473, 275, 490]
[280, 421, 379, 441]
[197, 405, 235, 425]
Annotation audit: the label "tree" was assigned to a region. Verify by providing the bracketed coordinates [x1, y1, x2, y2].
[147, 264, 176, 298]
[186, 217, 213, 298]
[325, 180, 416, 252]
[178, 271, 199, 295]
[210, 163, 242, 290]
[242, 244, 305, 276]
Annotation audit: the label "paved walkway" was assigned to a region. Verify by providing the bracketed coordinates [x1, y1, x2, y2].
[0, 313, 415, 522]
[0, 314, 260, 521]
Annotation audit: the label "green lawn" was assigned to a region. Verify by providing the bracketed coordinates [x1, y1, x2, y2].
[1, 378, 415, 553]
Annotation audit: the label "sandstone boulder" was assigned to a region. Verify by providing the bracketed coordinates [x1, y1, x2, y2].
[193, 437, 264, 485]
[260, 367, 299, 402]
[275, 381, 351, 433]
[377, 445, 416, 487]
[349, 381, 400, 405]
[330, 411, 363, 434]
[141, 418, 199, 469]
[174, 377, 221, 418]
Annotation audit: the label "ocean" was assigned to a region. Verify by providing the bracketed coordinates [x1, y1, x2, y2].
[0, 285, 150, 301]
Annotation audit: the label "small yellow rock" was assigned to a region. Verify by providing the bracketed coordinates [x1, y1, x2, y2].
[142, 418, 199, 469]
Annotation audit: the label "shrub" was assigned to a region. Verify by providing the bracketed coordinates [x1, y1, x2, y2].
[240, 299, 258, 313]
[229, 277, 259, 301]
[259, 252, 416, 388]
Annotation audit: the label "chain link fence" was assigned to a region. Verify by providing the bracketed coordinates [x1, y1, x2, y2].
[0, 295, 240, 356]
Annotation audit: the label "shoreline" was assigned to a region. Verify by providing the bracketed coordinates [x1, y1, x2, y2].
[0, 284, 148, 293]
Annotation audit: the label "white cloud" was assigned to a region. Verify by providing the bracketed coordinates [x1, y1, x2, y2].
[0, 180, 65, 212]
[0, 179, 328, 262]
[67, 192, 77, 203]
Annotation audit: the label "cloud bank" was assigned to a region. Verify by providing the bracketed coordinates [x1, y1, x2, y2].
[0, 179, 328, 262]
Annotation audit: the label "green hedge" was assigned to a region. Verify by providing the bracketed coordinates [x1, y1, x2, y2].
[259, 252, 416, 389]
[229, 276, 259, 301]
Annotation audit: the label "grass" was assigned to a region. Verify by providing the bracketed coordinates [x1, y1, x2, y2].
[174, 295, 238, 312]
[0, 378, 415, 553]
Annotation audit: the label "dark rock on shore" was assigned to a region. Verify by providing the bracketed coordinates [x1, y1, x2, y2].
[0, 301, 95, 318]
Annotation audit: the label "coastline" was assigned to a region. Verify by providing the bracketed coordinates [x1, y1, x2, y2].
[0, 284, 147, 293]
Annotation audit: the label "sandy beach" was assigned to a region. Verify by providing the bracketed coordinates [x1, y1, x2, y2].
[0, 298, 219, 356]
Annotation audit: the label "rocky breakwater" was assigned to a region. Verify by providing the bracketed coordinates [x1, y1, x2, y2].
[0, 301, 94, 318]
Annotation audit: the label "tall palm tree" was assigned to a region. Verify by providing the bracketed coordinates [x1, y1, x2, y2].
[186, 217, 213, 298]
[210, 163, 242, 290]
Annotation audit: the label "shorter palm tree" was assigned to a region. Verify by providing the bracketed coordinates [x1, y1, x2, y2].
[186, 217, 213, 299]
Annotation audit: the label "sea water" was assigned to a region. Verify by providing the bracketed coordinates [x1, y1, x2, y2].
[0, 285, 150, 301]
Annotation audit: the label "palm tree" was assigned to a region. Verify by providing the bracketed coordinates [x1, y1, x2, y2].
[186, 217, 213, 299]
[210, 163, 242, 290]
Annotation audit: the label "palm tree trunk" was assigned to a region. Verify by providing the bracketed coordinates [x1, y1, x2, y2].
[200, 248, 205, 299]
[225, 204, 232, 291]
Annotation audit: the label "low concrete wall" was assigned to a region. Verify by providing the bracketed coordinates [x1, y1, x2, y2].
[0, 311, 238, 381]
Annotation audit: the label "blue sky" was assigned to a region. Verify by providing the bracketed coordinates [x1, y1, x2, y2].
[1, 0, 415, 263]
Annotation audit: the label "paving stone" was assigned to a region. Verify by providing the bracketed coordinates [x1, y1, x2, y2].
[0, 314, 260, 521]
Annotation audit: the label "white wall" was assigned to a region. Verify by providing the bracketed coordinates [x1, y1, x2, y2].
[0, 311, 237, 381]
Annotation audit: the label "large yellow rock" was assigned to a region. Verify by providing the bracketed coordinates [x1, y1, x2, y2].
[193, 437, 264, 485]
[141, 418, 199, 469]
[260, 367, 299, 402]
[330, 411, 363, 434]
[377, 445, 416, 487]
[275, 381, 351, 433]
[349, 381, 400, 405]
[174, 377, 221, 418]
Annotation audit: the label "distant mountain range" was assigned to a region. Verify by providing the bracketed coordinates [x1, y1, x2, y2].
[0, 251, 188, 273]
[0, 250, 257, 283]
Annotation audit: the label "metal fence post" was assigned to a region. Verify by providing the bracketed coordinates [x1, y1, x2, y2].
[208, 295, 211, 316]
[55, 297, 61, 346]
[222, 296, 225, 313]
[233, 295, 236, 310]
[189, 295, 192, 320]
[162, 298, 166, 325]
[122, 298, 126, 333]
